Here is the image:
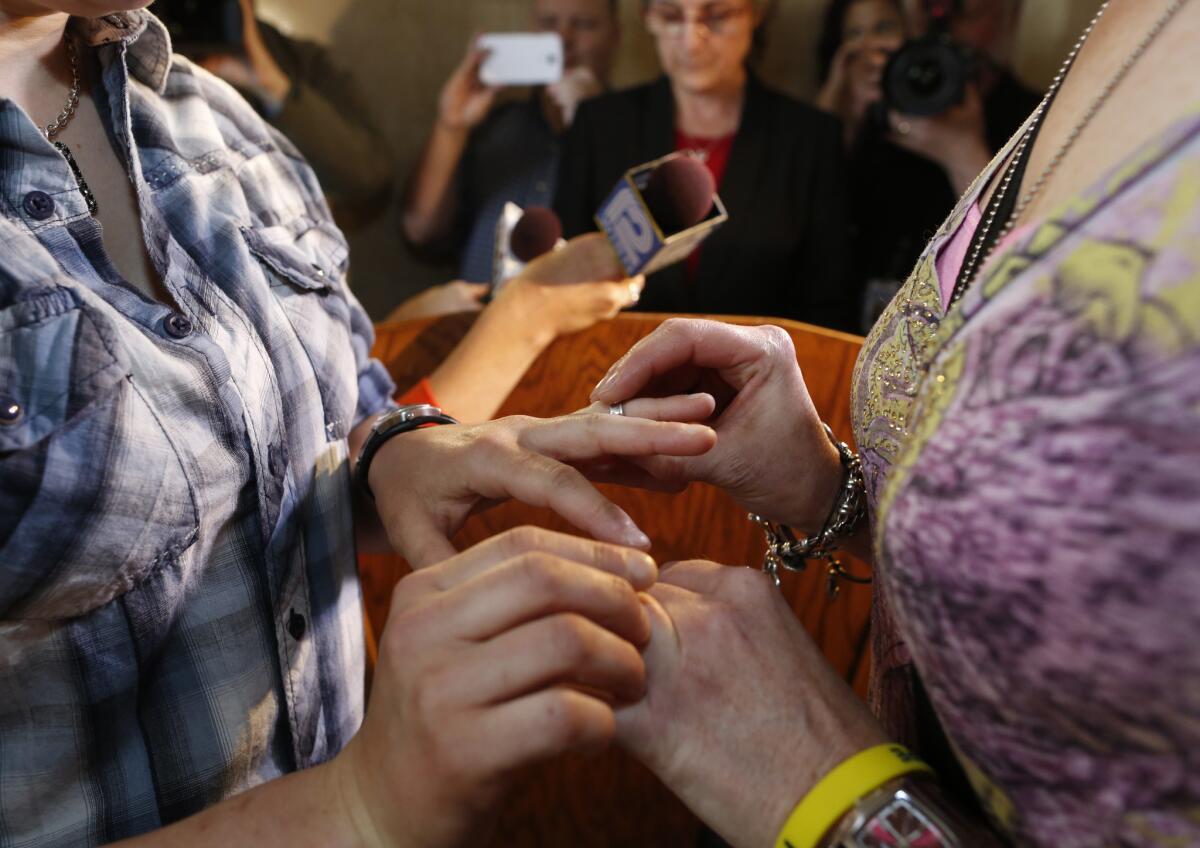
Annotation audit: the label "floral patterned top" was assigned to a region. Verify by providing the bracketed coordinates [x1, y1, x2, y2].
[851, 108, 1200, 846]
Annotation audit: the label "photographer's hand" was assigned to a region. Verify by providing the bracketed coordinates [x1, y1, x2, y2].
[889, 83, 991, 194]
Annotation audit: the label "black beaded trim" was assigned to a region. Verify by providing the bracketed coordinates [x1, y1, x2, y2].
[52, 140, 98, 216]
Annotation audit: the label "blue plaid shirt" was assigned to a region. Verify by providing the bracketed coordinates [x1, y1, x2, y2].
[0, 12, 396, 845]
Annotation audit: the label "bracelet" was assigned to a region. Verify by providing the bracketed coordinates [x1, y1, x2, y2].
[751, 423, 868, 595]
[354, 404, 458, 500]
[774, 744, 934, 848]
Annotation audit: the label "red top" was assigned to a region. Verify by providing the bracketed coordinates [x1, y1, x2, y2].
[673, 130, 734, 282]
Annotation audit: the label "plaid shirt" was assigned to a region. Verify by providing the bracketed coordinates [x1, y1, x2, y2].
[0, 12, 396, 845]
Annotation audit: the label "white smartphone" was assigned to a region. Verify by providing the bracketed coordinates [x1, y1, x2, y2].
[478, 33, 564, 87]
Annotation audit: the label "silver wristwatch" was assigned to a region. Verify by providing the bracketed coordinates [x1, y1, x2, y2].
[354, 403, 458, 499]
[820, 777, 962, 847]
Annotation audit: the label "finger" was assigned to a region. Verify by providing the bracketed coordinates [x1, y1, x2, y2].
[494, 450, 657, 551]
[518, 414, 716, 462]
[590, 319, 778, 404]
[464, 282, 489, 304]
[577, 393, 717, 423]
[458, 688, 615, 778]
[573, 457, 690, 493]
[436, 551, 652, 645]
[620, 453, 700, 487]
[428, 526, 658, 592]
[387, 502, 460, 570]
[439, 612, 647, 706]
[658, 558, 750, 595]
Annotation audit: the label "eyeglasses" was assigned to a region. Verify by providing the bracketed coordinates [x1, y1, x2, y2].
[645, 3, 753, 39]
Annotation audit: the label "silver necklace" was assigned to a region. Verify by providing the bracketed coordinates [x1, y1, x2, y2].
[951, 0, 1190, 307]
[679, 132, 726, 164]
[42, 37, 98, 216]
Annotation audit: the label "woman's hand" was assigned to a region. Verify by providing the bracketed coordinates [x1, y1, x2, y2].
[590, 318, 843, 533]
[491, 231, 644, 349]
[817, 35, 900, 146]
[368, 399, 716, 568]
[335, 528, 659, 848]
[615, 560, 888, 848]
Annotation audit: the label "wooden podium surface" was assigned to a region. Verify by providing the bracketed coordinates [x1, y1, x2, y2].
[360, 313, 870, 846]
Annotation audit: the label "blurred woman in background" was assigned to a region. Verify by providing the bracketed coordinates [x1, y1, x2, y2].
[816, 0, 1040, 331]
[555, 0, 857, 331]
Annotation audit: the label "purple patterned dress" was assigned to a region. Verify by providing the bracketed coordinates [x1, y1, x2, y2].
[850, 110, 1200, 846]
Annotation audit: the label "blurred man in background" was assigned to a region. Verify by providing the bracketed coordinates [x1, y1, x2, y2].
[401, 0, 621, 285]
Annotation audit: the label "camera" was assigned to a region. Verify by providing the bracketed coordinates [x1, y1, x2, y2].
[151, 0, 243, 56]
[882, 0, 978, 117]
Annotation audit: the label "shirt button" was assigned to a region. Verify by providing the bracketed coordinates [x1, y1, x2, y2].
[0, 396, 22, 426]
[287, 609, 307, 640]
[22, 191, 55, 221]
[163, 312, 193, 339]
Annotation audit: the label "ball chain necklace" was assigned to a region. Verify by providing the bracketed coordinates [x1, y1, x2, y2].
[42, 36, 98, 216]
[950, 0, 1191, 309]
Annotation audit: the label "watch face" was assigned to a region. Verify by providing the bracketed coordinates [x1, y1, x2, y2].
[855, 797, 951, 847]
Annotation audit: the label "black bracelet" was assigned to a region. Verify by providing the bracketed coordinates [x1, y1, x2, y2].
[354, 405, 458, 501]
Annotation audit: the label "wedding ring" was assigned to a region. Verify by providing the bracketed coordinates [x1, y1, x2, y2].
[608, 403, 625, 416]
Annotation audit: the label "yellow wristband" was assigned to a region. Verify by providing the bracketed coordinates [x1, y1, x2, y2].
[774, 743, 934, 848]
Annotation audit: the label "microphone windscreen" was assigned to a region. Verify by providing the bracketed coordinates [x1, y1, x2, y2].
[641, 156, 716, 235]
[509, 207, 563, 263]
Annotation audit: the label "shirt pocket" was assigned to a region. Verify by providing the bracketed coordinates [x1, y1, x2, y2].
[241, 216, 359, 441]
[0, 287, 200, 620]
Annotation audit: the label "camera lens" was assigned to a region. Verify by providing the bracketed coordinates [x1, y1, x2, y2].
[883, 35, 974, 117]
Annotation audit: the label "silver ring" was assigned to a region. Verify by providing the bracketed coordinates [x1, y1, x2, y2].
[608, 403, 625, 416]
[897, 120, 912, 135]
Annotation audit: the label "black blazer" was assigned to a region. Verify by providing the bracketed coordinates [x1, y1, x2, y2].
[555, 75, 855, 330]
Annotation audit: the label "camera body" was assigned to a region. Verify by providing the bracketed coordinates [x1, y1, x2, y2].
[882, 0, 978, 117]
[151, 0, 244, 56]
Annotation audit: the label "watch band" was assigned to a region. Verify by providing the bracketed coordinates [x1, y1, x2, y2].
[354, 404, 458, 500]
[819, 776, 962, 847]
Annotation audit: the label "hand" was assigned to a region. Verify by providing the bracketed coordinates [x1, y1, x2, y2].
[494, 232, 644, 347]
[544, 65, 604, 128]
[368, 401, 717, 568]
[590, 318, 842, 533]
[889, 83, 992, 193]
[816, 35, 899, 142]
[334, 528, 659, 848]
[438, 37, 502, 133]
[199, 0, 292, 109]
[385, 281, 488, 322]
[616, 560, 888, 848]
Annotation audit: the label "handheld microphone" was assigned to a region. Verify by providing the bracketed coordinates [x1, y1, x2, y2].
[491, 203, 568, 291]
[509, 207, 563, 263]
[594, 152, 728, 277]
[640, 156, 716, 235]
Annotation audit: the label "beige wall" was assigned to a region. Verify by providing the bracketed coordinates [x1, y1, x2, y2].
[255, 0, 1102, 318]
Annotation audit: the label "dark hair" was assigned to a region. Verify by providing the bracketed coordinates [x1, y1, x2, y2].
[816, 0, 904, 83]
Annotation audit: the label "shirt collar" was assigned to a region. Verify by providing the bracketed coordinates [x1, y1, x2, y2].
[68, 10, 173, 93]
